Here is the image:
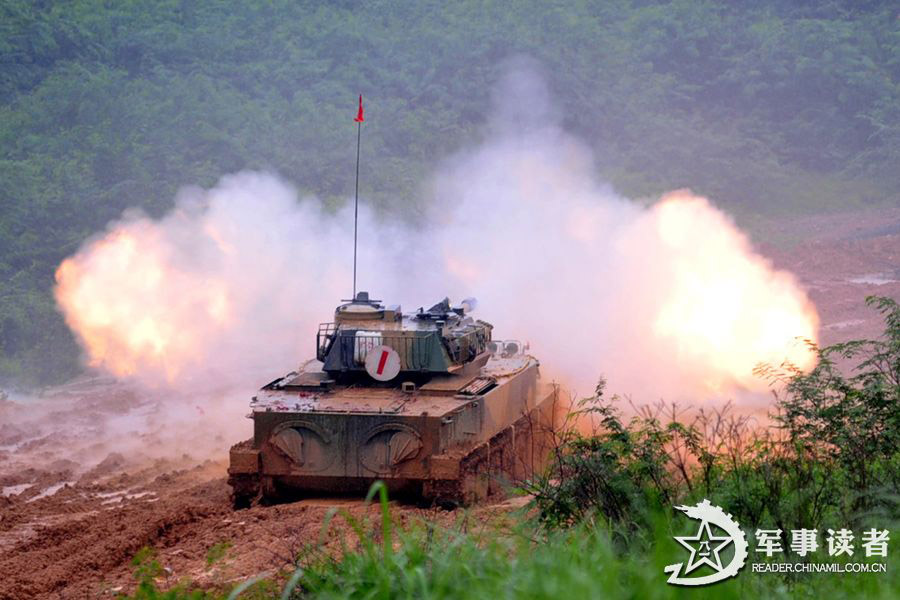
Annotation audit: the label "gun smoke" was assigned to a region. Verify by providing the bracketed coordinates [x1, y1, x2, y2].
[53, 66, 818, 439]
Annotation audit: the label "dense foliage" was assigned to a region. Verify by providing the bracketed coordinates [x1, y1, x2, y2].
[1, 0, 898, 384]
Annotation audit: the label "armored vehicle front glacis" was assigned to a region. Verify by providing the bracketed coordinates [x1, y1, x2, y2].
[228, 292, 558, 507]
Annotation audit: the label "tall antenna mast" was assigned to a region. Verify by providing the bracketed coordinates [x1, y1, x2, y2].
[352, 94, 364, 299]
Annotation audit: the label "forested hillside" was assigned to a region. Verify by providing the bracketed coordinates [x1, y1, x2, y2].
[1, 0, 898, 385]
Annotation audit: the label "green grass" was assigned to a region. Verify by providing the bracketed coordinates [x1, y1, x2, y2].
[294, 507, 899, 600]
[122, 497, 899, 600]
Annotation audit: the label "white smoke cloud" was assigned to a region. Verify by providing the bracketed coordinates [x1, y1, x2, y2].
[57, 173, 353, 388]
[54, 61, 818, 414]
[410, 64, 817, 400]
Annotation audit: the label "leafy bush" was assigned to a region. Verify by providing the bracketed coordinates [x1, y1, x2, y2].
[527, 297, 900, 534]
[760, 296, 900, 517]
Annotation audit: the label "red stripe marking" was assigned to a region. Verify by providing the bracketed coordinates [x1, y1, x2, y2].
[376, 349, 389, 375]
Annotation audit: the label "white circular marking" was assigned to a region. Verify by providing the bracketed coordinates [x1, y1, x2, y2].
[364, 345, 401, 381]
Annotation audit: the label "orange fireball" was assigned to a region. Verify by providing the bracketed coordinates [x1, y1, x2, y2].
[54, 224, 233, 382]
[643, 191, 818, 389]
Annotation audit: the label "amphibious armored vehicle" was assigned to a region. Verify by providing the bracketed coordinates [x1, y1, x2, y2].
[228, 291, 558, 507]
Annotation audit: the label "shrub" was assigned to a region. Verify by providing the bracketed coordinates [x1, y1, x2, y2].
[526, 297, 900, 534]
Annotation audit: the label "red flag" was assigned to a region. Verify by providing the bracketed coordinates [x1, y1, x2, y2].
[354, 94, 365, 122]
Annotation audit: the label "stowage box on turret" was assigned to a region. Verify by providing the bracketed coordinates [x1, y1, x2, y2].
[228, 292, 558, 507]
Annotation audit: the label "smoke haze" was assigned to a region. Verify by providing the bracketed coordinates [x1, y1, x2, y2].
[54, 63, 818, 420]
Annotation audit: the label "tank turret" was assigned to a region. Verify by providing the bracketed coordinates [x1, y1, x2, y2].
[316, 291, 492, 378]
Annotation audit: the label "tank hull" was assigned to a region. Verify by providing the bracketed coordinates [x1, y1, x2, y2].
[228, 358, 558, 507]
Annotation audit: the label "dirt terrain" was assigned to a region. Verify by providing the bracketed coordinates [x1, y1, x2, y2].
[0, 407, 484, 600]
[759, 204, 900, 347]
[0, 205, 897, 599]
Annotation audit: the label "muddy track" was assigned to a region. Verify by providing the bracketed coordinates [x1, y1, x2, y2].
[0, 463, 464, 599]
[760, 205, 900, 347]
[0, 477, 228, 598]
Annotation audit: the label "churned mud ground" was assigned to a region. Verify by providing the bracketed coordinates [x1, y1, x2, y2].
[0, 205, 897, 599]
[0, 353, 523, 600]
[0, 439, 503, 599]
[759, 204, 900, 347]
